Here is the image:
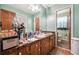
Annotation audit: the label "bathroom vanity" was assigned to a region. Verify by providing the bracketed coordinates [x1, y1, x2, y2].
[1, 32, 55, 55]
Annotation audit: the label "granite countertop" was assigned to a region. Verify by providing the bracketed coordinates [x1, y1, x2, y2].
[18, 33, 53, 47]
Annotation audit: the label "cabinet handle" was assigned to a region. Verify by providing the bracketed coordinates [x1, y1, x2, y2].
[19, 52, 22, 55]
[36, 44, 38, 47]
[39, 49, 40, 51]
[50, 37, 53, 39]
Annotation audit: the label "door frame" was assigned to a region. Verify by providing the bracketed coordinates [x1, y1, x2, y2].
[56, 7, 71, 50]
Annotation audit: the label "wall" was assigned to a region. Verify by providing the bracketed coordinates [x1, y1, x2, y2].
[73, 4, 79, 37]
[46, 8, 56, 31]
[0, 4, 34, 32]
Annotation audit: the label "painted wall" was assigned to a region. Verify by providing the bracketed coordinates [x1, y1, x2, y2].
[73, 4, 79, 37]
[0, 4, 34, 32]
[46, 8, 56, 31]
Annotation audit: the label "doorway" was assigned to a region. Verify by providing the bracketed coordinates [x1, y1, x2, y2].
[56, 8, 71, 50]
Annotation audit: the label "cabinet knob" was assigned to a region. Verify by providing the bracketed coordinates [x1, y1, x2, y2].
[36, 44, 38, 47]
[50, 37, 53, 39]
[19, 52, 22, 55]
[39, 49, 40, 51]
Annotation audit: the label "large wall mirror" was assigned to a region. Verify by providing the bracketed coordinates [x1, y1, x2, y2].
[56, 8, 71, 50]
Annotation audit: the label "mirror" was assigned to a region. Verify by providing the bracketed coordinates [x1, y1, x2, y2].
[56, 8, 71, 49]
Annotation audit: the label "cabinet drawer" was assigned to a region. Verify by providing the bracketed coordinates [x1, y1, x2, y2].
[30, 41, 40, 55]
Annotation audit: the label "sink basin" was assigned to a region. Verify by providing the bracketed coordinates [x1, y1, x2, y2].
[34, 33, 47, 38]
[28, 38, 38, 42]
[36, 35, 46, 38]
[19, 39, 30, 44]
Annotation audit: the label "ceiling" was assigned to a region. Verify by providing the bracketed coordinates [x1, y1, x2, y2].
[8, 4, 55, 14]
[7, 4, 71, 15]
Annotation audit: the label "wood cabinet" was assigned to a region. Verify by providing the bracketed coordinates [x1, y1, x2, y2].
[0, 9, 15, 30]
[18, 45, 30, 55]
[40, 37, 50, 55]
[2, 48, 17, 55]
[1, 32, 55, 55]
[49, 35, 55, 51]
[30, 41, 40, 55]
[45, 37, 50, 54]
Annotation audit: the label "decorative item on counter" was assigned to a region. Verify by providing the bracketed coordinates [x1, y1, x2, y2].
[28, 32, 34, 39]
[24, 33, 27, 40]
[28, 32, 32, 38]
[15, 23, 25, 40]
[14, 32, 17, 36]
[19, 38, 29, 44]
[34, 31, 41, 35]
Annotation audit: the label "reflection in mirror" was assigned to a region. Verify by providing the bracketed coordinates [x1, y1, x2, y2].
[12, 14, 28, 39]
[57, 8, 71, 49]
[57, 16, 67, 30]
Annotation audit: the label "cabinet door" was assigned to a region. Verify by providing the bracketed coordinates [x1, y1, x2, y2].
[49, 36, 55, 51]
[30, 41, 40, 55]
[49, 36, 53, 51]
[44, 37, 50, 54]
[45, 37, 50, 53]
[40, 39, 46, 55]
[40, 37, 50, 55]
[2, 48, 18, 55]
[18, 45, 30, 55]
[9, 48, 18, 55]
